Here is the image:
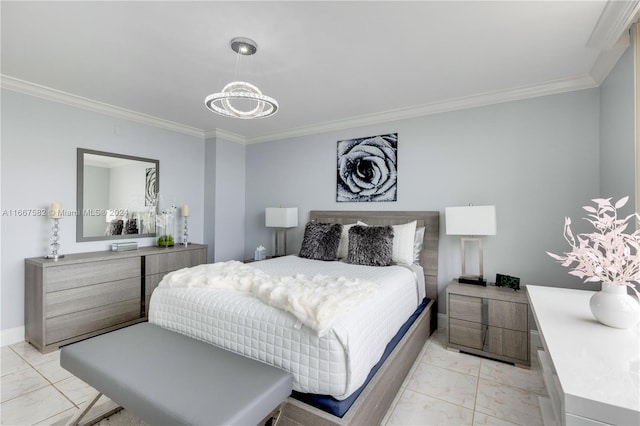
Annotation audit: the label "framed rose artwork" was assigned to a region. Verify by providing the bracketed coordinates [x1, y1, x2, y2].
[145, 167, 157, 206]
[337, 133, 397, 202]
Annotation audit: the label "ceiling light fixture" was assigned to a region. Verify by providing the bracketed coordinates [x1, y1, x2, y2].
[204, 37, 279, 119]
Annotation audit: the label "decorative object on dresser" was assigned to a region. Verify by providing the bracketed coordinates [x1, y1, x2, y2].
[337, 133, 398, 202]
[156, 204, 176, 247]
[111, 242, 138, 252]
[445, 205, 497, 286]
[24, 244, 207, 353]
[45, 202, 64, 259]
[265, 207, 298, 256]
[547, 196, 640, 329]
[528, 285, 639, 426]
[181, 204, 190, 246]
[446, 279, 530, 368]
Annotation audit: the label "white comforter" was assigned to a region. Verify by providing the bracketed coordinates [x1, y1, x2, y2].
[158, 261, 378, 336]
[149, 255, 424, 399]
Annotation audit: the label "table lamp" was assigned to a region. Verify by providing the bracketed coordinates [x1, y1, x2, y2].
[265, 207, 298, 257]
[446, 205, 497, 286]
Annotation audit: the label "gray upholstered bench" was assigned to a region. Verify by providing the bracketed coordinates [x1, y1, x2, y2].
[60, 323, 292, 426]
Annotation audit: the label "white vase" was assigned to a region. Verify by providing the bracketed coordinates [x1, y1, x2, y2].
[589, 283, 640, 329]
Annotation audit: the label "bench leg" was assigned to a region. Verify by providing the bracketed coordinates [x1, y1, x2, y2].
[259, 403, 285, 426]
[65, 391, 103, 426]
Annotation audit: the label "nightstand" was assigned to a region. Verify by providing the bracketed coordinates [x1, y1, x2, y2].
[446, 279, 530, 368]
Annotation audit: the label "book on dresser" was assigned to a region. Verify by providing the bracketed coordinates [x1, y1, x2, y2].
[25, 244, 207, 353]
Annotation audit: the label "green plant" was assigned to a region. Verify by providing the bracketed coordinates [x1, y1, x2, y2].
[157, 234, 174, 247]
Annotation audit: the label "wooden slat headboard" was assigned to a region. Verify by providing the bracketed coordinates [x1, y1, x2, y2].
[309, 211, 440, 302]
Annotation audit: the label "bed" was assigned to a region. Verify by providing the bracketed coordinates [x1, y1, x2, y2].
[149, 210, 439, 426]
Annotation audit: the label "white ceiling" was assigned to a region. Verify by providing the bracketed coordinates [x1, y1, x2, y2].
[2, 1, 639, 143]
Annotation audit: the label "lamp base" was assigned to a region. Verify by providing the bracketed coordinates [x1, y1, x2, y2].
[45, 254, 65, 260]
[458, 275, 486, 286]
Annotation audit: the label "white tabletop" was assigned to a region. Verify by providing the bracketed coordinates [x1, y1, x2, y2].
[527, 285, 639, 425]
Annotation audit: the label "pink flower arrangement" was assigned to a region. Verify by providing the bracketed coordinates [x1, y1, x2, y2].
[547, 196, 640, 298]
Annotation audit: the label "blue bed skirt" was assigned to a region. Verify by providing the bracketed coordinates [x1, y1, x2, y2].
[291, 297, 429, 417]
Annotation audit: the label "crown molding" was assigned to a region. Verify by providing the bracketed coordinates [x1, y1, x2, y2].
[244, 75, 598, 144]
[0, 73, 601, 147]
[588, 0, 640, 50]
[590, 29, 631, 84]
[0, 75, 205, 139]
[203, 128, 246, 144]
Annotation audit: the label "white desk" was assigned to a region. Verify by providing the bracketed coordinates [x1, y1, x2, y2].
[527, 286, 639, 426]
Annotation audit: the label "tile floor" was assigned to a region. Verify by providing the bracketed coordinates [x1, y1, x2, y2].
[1, 330, 545, 425]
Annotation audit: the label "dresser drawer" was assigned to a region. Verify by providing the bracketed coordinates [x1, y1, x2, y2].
[449, 318, 484, 350]
[449, 294, 482, 323]
[45, 278, 141, 319]
[538, 350, 562, 424]
[145, 273, 164, 297]
[143, 273, 164, 316]
[146, 251, 189, 275]
[45, 299, 141, 345]
[46, 258, 140, 292]
[145, 248, 207, 275]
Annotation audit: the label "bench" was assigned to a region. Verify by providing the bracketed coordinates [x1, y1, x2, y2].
[60, 323, 293, 426]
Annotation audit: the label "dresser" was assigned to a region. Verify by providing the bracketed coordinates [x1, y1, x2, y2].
[528, 285, 639, 426]
[25, 244, 207, 353]
[446, 280, 530, 367]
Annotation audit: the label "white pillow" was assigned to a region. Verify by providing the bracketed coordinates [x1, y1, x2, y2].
[337, 223, 357, 259]
[413, 226, 426, 265]
[392, 221, 417, 265]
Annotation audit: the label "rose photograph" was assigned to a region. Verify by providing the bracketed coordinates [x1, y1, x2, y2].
[145, 167, 157, 206]
[337, 133, 398, 202]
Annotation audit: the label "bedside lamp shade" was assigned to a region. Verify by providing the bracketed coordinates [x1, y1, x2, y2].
[265, 207, 298, 229]
[265, 207, 298, 257]
[445, 205, 496, 236]
[446, 205, 497, 285]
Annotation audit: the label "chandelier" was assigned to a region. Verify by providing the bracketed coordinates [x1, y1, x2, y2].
[205, 37, 279, 119]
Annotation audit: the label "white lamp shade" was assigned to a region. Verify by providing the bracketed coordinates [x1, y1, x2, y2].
[265, 207, 298, 228]
[445, 205, 497, 236]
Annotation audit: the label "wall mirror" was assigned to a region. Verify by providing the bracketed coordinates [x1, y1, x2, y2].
[77, 148, 159, 242]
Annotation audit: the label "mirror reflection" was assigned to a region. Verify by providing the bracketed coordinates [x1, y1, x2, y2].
[77, 149, 159, 242]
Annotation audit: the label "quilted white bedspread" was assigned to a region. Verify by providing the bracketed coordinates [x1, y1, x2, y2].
[149, 255, 424, 399]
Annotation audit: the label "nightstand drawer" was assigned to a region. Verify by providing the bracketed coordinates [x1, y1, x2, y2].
[449, 294, 482, 323]
[488, 299, 527, 331]
[449, 318, 484, 350]
[486, 326, 528, 361]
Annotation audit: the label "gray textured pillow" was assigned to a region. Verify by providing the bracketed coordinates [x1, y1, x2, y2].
[299, 222, 343, 261]
[346, 225, 394, 266]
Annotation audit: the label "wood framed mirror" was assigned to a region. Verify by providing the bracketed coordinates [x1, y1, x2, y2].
[76, 148, 159, 242]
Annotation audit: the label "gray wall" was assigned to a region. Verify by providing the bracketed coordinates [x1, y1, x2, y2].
[204, 137, 217, 262]
[1, 89, 206, 331]
[245, 89, 603, 313]
[213, 137, 246, 262]
[600, 33, 637, 218]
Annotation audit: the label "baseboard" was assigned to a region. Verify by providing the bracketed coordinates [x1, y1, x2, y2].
[1, 326, 25, 347]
